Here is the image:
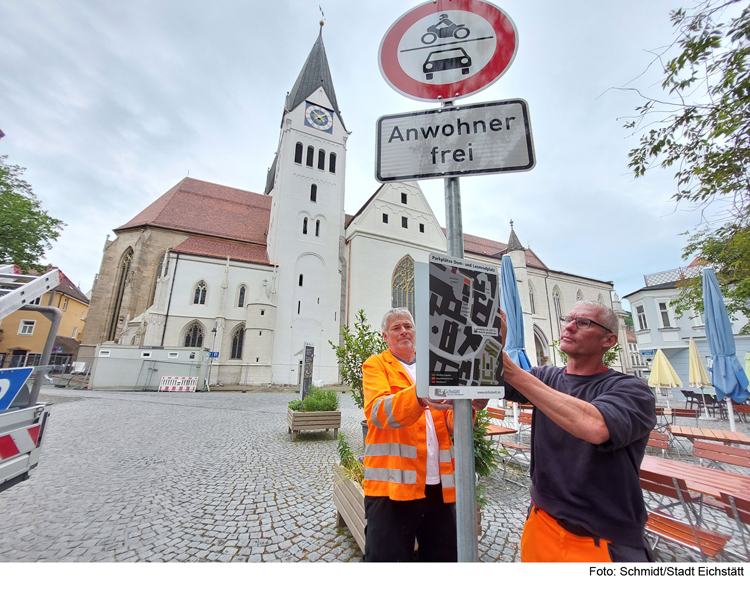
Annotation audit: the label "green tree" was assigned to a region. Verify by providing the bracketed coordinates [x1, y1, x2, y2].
[329, 309, 386, 410]
[625, 0, 750, 331]
[0, 155, 64, 272]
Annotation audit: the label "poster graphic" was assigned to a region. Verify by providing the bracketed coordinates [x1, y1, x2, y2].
[417, 253, 504, 399]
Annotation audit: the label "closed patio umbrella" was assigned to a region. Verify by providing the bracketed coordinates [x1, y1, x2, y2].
[500, 256, 532, 429]
[500, 256, 532, 370]
[648, 349, 682, 409]
[688, 337, 714, 419]
[702, 268, 749, 431]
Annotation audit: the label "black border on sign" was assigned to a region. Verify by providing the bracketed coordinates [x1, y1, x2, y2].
[375, 99, 535, 182]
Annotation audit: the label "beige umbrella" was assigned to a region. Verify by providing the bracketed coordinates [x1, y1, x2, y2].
[648, 349, 683, 409]
[688, 338, 714, 419]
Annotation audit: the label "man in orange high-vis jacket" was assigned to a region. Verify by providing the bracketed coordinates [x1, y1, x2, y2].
[362, 307, 460, 562]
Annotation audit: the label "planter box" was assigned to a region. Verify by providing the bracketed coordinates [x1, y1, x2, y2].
[286, 409, 341, 441]
[332, 464, 366, 552]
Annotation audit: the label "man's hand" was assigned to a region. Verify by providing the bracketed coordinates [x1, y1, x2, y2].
[471, 399, 489, 411]
[499, 309, 507, 348]
[420, 397, 454, 411]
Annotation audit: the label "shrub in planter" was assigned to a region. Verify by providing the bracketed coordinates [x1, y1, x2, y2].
[286, 387, 341, 441]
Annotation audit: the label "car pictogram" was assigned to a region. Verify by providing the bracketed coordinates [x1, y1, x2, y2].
[423, 48, 472, 80]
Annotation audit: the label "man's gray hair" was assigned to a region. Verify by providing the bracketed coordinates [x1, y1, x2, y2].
[573, 300, 619, 335]
[381, 308, 415, 333]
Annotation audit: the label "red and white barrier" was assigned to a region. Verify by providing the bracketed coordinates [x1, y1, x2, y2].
[0, 425, 41, 461]
[159, 376, 198, 392]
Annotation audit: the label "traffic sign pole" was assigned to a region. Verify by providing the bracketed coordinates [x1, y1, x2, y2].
[444, 162, 478, 562]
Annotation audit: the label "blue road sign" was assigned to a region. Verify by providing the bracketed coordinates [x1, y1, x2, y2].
[640, 350, 655, 356]
[210, 351, 219, 359]
[0, 367, 34, 411]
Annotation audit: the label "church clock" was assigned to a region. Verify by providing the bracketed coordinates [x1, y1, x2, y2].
[304, 102, 334, 133]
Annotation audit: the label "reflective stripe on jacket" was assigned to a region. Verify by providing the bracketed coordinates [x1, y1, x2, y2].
[362, 349, 456, 502]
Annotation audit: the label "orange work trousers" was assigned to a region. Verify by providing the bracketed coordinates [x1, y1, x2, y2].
[521, 504, 612, 562]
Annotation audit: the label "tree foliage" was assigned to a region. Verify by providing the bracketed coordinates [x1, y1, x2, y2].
[625, 0, 750, 329]
[0, 155, 64, 272]
[329, 309, 386, 410]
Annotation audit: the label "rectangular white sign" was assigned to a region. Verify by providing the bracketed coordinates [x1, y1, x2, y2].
[376, 99, 535, 182]
[416, 254, 504, 400]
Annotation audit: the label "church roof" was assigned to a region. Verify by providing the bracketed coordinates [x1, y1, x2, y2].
[116, 177, 271, 246]
[172, 236, 272, 266]
[506, 225, 523, 251]
[460, 232, 547, 269]
[285, 31, 344, 126]
[265, 154, 278, 195]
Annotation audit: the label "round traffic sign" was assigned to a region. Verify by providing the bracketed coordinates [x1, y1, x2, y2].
[378, 0, 518, 102]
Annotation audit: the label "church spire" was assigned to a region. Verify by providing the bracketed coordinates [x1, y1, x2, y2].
[506, 219, 524, 252]
[285, 29, 343, 126]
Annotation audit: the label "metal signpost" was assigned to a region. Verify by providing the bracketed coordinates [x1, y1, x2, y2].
[378, 0, 531, 561]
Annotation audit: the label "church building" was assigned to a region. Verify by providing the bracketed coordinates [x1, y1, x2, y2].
[80, 31, 621, 386]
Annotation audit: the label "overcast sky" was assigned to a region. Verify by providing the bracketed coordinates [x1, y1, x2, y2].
[0, 0, 724, 309]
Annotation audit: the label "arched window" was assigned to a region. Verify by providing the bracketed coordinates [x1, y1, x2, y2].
[294, 142, 303, 164]
[193, 281, 207, 305]
[315, 220, 320, 236]
[310, 184, 317, 202]
[302, 218, 308, 235]
[306, 146, 314, 167]
[107, 248, 133, 341]
[528, 282, 536, 315]
[238, 285, 246, 308]
[392, 256, 415, 317]
[299, 274, 304, 287]
[318, 149, 325, 170]
[598, 293, 606, 305]
[230, 325, 244, 360]
[576, 290, 584, 302]
[184, 322, 204, 348]
[552, 287, 563, 330]
[329, 152, 336, 173]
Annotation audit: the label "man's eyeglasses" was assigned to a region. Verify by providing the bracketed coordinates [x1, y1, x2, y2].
[559, 315, 612, 333]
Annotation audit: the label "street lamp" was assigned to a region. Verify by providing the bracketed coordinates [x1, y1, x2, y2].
[207, 324, 218, 389]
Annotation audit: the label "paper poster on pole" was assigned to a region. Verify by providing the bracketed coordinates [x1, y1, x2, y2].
[416, 253, 504, 399]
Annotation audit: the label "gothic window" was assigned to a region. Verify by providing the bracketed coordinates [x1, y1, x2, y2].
[151, 252, 168, 306]
[294, 142, 303, 164]
[552, 288, 563, 330]
[529, 282, 536, 315]
[107, 248, 133, 341]
[392, 256, 415, 317]
[184, 322, 204, 348]
[306, 146, 314, 167]
[315, 220, 320, 237]
[318, 149, 325, 170]
[310, 184, 317, 202]
[576, 290, 583, 301]
[238, 285, 246, 308]
[230, 325, 244, 360]
[329, 152, 336, 173]
[193, 281, 207, 305]
[303, 217, 308, 234]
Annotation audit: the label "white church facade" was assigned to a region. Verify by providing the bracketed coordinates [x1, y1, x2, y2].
[81, 31, 623, 386]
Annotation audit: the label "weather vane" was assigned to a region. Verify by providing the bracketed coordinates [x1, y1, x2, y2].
[319, 5, 325, 27]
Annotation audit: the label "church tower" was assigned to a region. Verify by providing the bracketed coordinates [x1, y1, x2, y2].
[265, 27, 350, 385]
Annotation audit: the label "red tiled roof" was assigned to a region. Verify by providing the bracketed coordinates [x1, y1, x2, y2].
[116, 178, 271, 246]
[171, 236, 272, 266]
[447, 230, 548, 269]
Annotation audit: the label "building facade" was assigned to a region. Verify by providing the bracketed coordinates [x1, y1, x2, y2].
[81, 31, 623, 387]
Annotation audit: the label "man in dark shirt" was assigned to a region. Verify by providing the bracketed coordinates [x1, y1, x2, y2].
[501, 301, 656, 562]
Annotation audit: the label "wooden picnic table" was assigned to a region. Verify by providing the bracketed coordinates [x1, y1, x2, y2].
[641, 455, 750, 501]
[668, 425, 750, 446]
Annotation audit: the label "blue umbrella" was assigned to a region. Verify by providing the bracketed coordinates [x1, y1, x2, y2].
[500, 255, 532, 370]
[702, 268, 749, 404]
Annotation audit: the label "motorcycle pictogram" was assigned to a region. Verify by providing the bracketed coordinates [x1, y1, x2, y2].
[421, 14, 470, 45]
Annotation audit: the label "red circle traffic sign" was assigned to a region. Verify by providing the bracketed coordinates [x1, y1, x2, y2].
[378, 0, 518, 102]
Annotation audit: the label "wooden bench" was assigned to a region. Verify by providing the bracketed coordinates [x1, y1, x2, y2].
[693, 440, 750, 471]
[647, 430, 669, 457]
[669, 426, 750, 446]
[498, 413, 532, 481]
[733, 404, 750, 424]
[640, 468, 731, 560]
[672, 408, 700, 426]
[720, 491, 750, 561]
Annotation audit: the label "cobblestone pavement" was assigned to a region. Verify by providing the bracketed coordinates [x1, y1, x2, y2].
[0, 389, 746, 562]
